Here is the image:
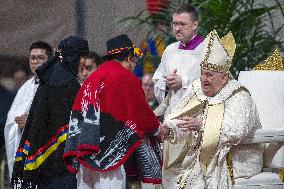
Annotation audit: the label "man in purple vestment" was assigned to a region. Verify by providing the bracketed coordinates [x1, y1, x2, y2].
[153, 3, 204, 116]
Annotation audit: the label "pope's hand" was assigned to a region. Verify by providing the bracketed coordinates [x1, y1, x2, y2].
[158, 123, 170, 141]
[177, 116, 203, 132]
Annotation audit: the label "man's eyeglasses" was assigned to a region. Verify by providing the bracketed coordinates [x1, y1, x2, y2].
[29, 55, 48, 62]
[171, 22, 189, 29]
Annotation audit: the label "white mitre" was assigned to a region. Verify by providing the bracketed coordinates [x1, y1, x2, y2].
[201, 29, 236, 73]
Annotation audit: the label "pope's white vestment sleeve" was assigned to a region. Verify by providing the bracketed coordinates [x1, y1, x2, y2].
[222, 90, 260, 146]
[220, 90, 263, 179]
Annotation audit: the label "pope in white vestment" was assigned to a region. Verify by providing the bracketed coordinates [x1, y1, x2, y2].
[161, 30, 263, 189]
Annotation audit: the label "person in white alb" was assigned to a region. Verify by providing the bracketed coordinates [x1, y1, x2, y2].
[4, 41, 52, 178]
[153, 3, 204, 116]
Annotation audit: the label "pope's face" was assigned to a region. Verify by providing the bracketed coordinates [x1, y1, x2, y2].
[172, 13, 198, 43]
[200, 69, 228, 97]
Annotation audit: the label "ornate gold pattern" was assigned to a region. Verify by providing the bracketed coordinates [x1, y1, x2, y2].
[254, 48, 284, 70]
[201, 60, 231, 73]
[177, 164, 198, 189]
[201, 31, 215, 70]
[220, 31, 236, 58]
[177, 174, 186, 189]
[199, 102, 224, 174]
[201, 30, 236, 73]
[279, 167, 284, 183]
[226, 151, 235, 185]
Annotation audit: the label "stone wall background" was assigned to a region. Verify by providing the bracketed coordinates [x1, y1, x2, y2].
[0, 0, 283, 57]
[0, 0, 77, 57]
[0, 0, 147, 57]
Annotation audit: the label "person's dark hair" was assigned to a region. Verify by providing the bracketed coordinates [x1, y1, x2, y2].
[173, 3, 198, 22]
[109, 48, 134, 62]
[86, 51, 102, 67]
[29, 41, 53, 58]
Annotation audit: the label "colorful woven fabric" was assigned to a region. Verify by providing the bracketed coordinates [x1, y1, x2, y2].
[64, 60, 162, 183]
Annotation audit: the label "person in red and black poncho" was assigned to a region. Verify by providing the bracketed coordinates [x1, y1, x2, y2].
[63, 34, 165, 189]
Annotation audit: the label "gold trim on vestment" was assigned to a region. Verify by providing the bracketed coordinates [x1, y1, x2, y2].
[254, 48, 284, 70]
[163, 96, 205, 171]
[201, 30, 236, 73]
[226, 151, 235, 185]
[279, 167, 284, 183]
[165, 96, 205, 121]
[199, 103, 225, 175]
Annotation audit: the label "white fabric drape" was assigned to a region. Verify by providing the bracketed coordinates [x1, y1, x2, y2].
[4, 76, 39, 178]
[77, 165, 126, 189]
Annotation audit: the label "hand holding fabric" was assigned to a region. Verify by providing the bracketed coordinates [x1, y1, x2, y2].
[158, 123, 171, 141]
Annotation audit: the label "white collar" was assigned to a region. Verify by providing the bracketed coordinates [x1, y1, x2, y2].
[192, 79, 244, 105]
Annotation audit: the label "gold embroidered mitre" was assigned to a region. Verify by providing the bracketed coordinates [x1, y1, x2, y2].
[254, 48, 284, 70]
[201, 30, 236, 73]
